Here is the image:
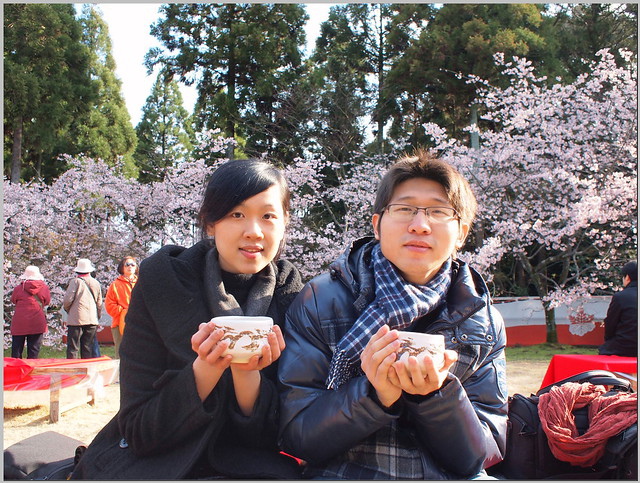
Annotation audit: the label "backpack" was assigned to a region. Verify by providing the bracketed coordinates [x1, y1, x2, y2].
[491, 370, 637, 480]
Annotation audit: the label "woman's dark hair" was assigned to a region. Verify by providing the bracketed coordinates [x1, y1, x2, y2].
[117, 256, 139, 276]
[197, 159, 291, 240]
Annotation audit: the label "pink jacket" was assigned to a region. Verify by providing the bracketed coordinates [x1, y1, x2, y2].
[10, 280, 51, 336]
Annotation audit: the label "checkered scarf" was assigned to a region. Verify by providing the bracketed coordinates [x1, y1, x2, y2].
[326, 244, 452, 389]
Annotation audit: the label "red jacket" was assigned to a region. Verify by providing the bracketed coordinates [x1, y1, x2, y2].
[10, 280, 51, 336]
[105, 275, 137, 335]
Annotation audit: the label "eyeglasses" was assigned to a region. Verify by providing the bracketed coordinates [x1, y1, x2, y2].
[384, 204, 459, 223]
[125, 262, 137, 267]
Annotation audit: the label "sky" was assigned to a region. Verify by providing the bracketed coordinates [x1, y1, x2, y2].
[96, 3, 334, 126]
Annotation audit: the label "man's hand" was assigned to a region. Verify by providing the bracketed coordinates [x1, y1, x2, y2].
[389, 349, 458, 396]
[360, 325, 402, 407]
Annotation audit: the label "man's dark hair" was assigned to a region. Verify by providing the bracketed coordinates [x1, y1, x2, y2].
[621, 261, 637, 282]
[373, 148, 478, 228]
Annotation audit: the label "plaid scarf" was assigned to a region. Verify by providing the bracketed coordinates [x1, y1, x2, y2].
[326, 244, 452, 389]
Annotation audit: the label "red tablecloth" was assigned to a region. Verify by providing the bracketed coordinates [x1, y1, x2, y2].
[3, 356, 112, 391]
[540, 354, 638, 389]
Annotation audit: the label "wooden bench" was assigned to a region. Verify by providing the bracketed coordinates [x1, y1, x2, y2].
[6, 359, 120, 423]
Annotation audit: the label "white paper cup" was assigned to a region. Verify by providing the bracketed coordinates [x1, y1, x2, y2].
[396, 332, 445, 374]
[211, 316, 273, 363]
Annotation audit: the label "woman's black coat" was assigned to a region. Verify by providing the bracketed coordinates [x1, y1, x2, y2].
[72, 240, 303, 479]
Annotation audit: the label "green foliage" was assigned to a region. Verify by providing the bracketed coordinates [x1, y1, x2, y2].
[146, 3, 309, 163]
[134, 69, 195, 182]
[4, 4, 94, 182]
[3, 4, 137, 182]
[389, 3, 554, 144]
[551, 4, 638, 80]
[71, 5, 137, 176]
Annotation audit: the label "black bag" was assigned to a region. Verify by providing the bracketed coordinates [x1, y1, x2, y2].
[3, 431, 85, 480]
[493, 370, 637, 480]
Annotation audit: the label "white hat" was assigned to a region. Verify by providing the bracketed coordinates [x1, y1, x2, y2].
[74, 258, 96, 273]
[20, 265, 45, 281]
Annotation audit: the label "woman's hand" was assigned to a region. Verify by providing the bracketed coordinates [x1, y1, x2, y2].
[191, 321, 233, 401]
[192, 321, 234, 368]
[227, 324, 286, 416]
[389, 349, 458, 396]
[360, 325, 402, 408]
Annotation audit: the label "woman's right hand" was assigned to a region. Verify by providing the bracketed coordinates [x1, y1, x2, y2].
[191, 321, 233, 400]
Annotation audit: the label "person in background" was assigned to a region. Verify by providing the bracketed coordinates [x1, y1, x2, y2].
[599, 260, 638, 357]
[104, 256, 139, 358]
[10, 265, 51, 359]
[278, 149, 508, 479]
[62, 258, 103, 359]
[72, 159, 304, 480]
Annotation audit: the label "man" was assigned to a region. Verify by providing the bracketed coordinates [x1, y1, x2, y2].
[599, 261, 638, 357]
[278, 149, 507, 479]
[63, 258, 103, 359]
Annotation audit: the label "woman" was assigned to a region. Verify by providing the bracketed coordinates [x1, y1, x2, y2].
[10, 265, 51, 359]
[72, 159, 304, 479]
[104, 256, 139, 358]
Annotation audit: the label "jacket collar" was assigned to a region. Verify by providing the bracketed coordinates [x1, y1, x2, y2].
[330, 236, 488, 327]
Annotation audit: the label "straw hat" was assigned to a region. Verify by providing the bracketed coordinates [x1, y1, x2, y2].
[74, 258, 96, 273]
[20, 265, 45, 281]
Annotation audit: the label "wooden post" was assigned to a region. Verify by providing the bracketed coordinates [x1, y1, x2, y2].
[49, 374, 62, 423]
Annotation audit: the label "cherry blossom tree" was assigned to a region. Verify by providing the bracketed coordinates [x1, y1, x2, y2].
[285, 153, 390, 279]
[424, 49, 637, 342]
[4, 131, 232, 349]
[4, 50, 636, 347]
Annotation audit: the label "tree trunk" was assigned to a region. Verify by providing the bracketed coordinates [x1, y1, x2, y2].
[375, 6, 384, 154]
[518, 252, 558, 342]
[10, 116, 23, 183]
[35, 152, 43, 181]
[543, 304, 558, 343]
[470, 104, 479, 149]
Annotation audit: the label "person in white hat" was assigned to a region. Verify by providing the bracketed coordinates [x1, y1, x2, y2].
[10, 265, 51, 358]
[62, 258, 103, 359]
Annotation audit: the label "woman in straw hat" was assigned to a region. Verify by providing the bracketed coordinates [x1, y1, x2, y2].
[10, 265, 51, 358]
[62, 258, 103, 359]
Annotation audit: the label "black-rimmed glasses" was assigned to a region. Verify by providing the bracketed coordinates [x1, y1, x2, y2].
[384, 204, 459, 223]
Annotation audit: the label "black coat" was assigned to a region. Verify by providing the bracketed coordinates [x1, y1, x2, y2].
[278, 238, 508, 479]
[599, 281, 638, 357]
[72, 240, 303, 479]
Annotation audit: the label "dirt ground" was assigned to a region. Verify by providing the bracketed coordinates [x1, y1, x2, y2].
[3, 359, 548, 451]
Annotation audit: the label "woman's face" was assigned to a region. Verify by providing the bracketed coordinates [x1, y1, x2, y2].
[206, 185, 288, 274]
[123, 259, 137, 277]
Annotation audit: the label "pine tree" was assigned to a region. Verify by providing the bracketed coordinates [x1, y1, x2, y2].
[4, 4, 94, 182]
[70, 5, 137, 176]
[135, 70, 195, 183]
[146, 3, 308, 161]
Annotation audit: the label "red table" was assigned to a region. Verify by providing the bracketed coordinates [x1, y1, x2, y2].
[540, 354, 637, 389]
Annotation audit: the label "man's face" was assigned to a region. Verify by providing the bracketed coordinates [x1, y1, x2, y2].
[371, 178, 469, 285]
